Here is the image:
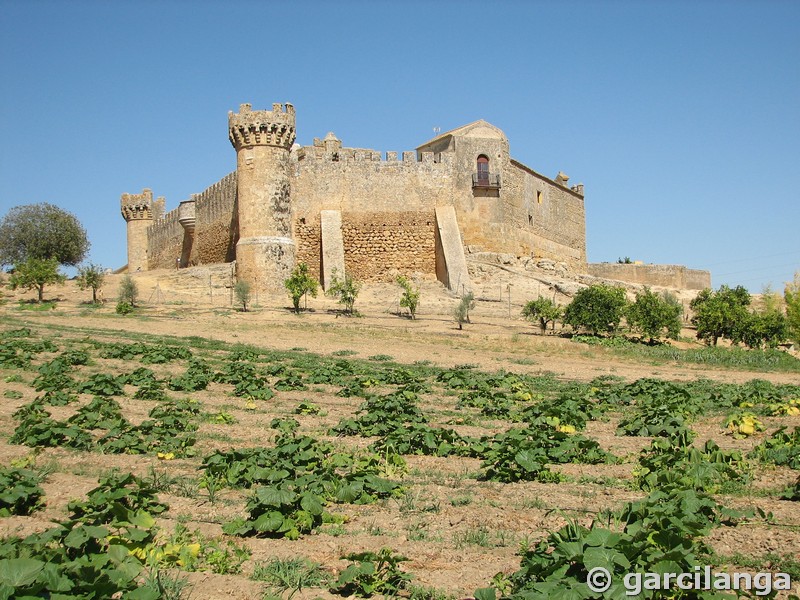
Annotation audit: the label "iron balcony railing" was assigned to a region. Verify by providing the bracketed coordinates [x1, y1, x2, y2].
[472, 172, 501, 189]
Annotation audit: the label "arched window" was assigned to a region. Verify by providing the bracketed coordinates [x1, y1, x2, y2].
[477, 155, 489, 184]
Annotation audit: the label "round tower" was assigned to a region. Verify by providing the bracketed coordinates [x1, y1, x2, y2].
[228, 102, 296, 293]
[120, 188, 155, 272]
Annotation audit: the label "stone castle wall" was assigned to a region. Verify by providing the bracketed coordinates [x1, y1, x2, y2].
[499, 160, 586, 265]
[294, 213, 322, 280]
[294, 211, 435, 283]
[146, 173, 237, 269]
[341, 211, 435, 282]
[194, 172, 238, 264]
[147, 209, 184, 269]
[291, 148, 456, 215]
[586, 263, 711, 290]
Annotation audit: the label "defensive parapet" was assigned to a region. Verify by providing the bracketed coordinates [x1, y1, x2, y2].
[228, 103, 296, 150]
[228, 102, 297, 293]
[120, 188, 161, 271]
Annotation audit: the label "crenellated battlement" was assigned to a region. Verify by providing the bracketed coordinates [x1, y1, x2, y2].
[295, 144, 454, 168]
[121, 188, 156, 221]
[228, 102, 296, 150]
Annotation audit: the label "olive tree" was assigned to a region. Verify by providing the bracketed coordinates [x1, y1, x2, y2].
[453, 291, 476, 330]
[0, 203, 89, 267]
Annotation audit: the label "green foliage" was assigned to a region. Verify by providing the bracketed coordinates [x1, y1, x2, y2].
[285, 262, 319, 312]
[167, 358, 212, 392]
[118, 274, 139, 307]
[10, 408, 93, 450]
[396, 275, 420, 319]
[372, 422, 478, 458]
[732, 308, 788, 349]
[76, 373, 126, 396]
[636, 433, 749, 492]
[330, 548, 413, 598]
[234, 280, 251, 312]
[208, 420, 403, 539]
[332, 388, 428, 436]
[563, 284, 627, 336]
[252, 556, 330, 597]
[76, 263, 105, 303]
[115, 301, 134, 315]
[453, 291, 475, 330]
[294, 401, 321, 415]
[783, 476, 800, 501]
[625, 287, 682, 343]
[325, 268, 360, 314]
[0, 202, 89, 266]
[690, 284, 751, 346]
[521, 297, 563, 334]
[501, 487, 735, 600]
[156, 521, 250, 575]
[749, 426, 800, 469]
[785, 271, 800, 345]
[0, 471, 165, 599]
[0, 468, 44, 516]
[8, 257, 65, 302]
[223, 485, 330, 540]
[479, 424, 612, 483]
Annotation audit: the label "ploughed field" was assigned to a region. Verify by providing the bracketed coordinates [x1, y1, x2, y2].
[0, 315, 799, 599]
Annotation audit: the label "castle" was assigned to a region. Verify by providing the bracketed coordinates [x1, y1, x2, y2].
[120, 102, 588, 295]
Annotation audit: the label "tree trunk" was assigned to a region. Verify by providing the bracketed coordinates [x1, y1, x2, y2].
[37, 284, 44, 303]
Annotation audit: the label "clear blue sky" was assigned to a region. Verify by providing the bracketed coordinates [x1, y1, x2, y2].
[1, 0, 798, 292]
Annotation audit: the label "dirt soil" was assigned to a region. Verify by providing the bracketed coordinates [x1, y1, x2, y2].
[0, 271, 798, 599]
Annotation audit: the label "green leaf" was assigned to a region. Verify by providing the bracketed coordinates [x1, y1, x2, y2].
[0, 558, 46, 587]
[515, 449, 544, 472]
[474, 587, 497, 600]
[583, 546, 630, 571]
[582, 528, 622, 548]
[64, 525, 90, 548]
[128, 511, 155, 529]
[256, 486, 296, 506]
[254, 511, 285, 532]
[300, 494, 324, 516]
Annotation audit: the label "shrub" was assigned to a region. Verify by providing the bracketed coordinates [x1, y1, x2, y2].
[285, 262, 318, 313]
[453, 291, 475, 330]
[234, 280, 251, 312]
[397, 275, 420, 319]
[785, 271, 800, 345]
[116, 301, 134, 315]
[77, 263, 106, 303]
[563, 284, 627, 336]
[118, 274, 139, 307]
[626, 287, 682, 344]
[325, 268, 360, 314]
[521, 297, 562, 334]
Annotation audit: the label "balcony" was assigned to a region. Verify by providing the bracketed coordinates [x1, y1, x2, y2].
[472, 172, 501, 189]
